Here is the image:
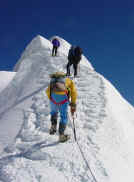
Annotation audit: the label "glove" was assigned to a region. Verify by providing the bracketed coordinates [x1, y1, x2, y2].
[70, 103, 76, 115]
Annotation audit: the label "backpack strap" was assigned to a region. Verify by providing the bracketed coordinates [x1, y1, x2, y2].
[50, 90, 69, 105]
[50, 97, 68, 105]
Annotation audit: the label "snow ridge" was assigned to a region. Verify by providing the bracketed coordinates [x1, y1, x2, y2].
[0, 36, 107, 182]
[0, 35, 134, 182]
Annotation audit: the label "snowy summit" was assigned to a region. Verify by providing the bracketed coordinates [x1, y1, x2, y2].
[0, 35, 134, 182]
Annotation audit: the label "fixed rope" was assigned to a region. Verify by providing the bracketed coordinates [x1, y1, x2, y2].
[68, 113, 98, 182]
[66, 76, 98, 181]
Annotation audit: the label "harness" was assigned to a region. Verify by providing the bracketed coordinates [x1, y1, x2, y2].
[50, 97, 69, 105]
[50, 90, 69, 105]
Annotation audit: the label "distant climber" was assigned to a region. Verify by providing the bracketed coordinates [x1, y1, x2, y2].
[51, 38, 60, 56]
[46, 72, 77, 142]
[66, 46, 83, 77]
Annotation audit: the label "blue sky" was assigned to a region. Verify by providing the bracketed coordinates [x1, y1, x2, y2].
[0, 0, 134, 106]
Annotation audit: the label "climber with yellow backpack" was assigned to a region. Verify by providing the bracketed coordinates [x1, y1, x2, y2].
[46, 72, 77, 142]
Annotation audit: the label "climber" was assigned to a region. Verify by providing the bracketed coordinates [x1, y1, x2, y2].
[51, 38, 60, 56]
[66, 46, 83, 77]
[46, 72, 77, 142]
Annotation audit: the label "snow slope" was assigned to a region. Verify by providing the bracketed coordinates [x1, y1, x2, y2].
[0, 35, 134, 182]
[0, 71, 16, 92]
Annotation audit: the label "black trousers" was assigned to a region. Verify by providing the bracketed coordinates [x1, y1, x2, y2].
[66, 61, 78, 76]
[52, 46, 58, 56]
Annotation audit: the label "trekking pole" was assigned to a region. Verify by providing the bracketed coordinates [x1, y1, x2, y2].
[72, 114, 77, 141]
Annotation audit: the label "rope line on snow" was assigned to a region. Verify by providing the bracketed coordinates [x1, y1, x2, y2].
[68, 114, 98, 182]
[68, 76, 98, 182]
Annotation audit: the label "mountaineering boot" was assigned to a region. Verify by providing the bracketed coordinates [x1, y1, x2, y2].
[49, 114, 57, 135]
[59, 123, 70, 142]
[49, 124, 57, 135]
[66, 73, 71, 76]
[74, 75, 80, 78]
[59, 134, 70, 142]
